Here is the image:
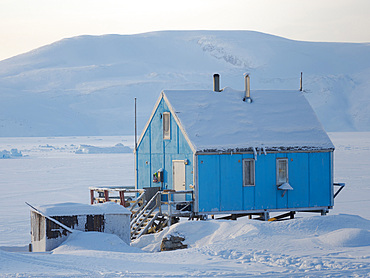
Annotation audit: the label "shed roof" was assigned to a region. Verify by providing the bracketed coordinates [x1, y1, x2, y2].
[162, 88, 334, 152]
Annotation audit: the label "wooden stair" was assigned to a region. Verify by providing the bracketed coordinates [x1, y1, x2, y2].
[130, 191, 169, 240]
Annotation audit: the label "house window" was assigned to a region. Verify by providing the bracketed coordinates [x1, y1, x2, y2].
[243, 159, 255, 186]
[163, 112, 170, 140]
[277, 158, 288, 185]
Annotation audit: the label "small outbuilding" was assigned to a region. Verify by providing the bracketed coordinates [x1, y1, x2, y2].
[30, 202, 131, 252]
[135, 75, 335, 219]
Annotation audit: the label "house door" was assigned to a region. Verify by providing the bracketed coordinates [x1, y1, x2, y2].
[173, 160, 186, 201]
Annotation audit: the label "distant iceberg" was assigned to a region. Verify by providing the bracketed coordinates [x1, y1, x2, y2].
[75, 143, 132, 154]
[1, 149, 23, 159]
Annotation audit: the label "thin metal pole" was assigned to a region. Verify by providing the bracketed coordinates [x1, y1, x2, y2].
[135, 97, 137, 150]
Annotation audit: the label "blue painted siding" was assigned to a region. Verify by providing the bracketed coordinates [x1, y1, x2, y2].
[309, 152, 331, 207]
[150, 101, 163, 154]
[287, 153, 309, 208]
[198, 155, 220, 212]
[255, 154, 277, 210]
[136, 97, 194, 191]
[137, 127, 151, 153]
[276, 153, 288, 209]
[242, 154, 255, 210]
[196, 151, 332, 213]
[136, 154, 151, 189]
[150, 154, 164, 188]
[220, 154, 243, 211]
[329, 152, 334, 207]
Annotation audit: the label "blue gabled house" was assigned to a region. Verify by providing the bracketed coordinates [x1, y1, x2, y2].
[134, 75, 335, 218]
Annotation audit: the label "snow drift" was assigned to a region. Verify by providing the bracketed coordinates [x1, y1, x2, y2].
[1, 214, 369, 277]
[0, 31, 369, 137]
[52, 231, 142, 254]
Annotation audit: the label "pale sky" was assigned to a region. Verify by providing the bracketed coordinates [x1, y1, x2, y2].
[1, 0, 369, 61]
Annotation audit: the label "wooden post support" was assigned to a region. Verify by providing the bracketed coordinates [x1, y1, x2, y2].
[104, 190, 109, 202]
[157, 193, 162, 214]
[119, 191, 125, 207]
[90, 189, 94, 205]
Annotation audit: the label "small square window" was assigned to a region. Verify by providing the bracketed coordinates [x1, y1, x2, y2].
[163, 112, 171, 140]
[243, 159, 255, 186]
[277, 158, 288, 185]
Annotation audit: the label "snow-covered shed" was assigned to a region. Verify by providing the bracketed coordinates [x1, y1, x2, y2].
[30, 202, 131, 252]
[135, 76, 335, 217]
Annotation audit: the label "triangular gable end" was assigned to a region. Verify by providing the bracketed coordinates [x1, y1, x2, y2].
[162, 92, 197, 154]
[134, 91, 196, 154]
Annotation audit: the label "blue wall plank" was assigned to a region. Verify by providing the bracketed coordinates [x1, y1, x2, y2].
[163, 102, 178, 154]
[220, 154, 243, 211]
[150, 154, 163, 188]
[179, 129, 193, 155]
[150, 100, 163, 154]
[198, 155, 220, 212]
[287, 153, 309, 208]
[255, 153, 277, 209]
[242, 154, 255, 210]
[137, 154, 151, 189]
[137, 127, 150, 154]
[276, 153, 288, 209]
[309, 152, 331, 207]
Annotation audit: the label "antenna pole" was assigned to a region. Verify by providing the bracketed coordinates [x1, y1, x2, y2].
[134, 97, 137, 150]
[300, 72, 303, 91]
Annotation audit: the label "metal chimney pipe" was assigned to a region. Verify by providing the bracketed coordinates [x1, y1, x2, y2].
[213, 74, 220, 92]
[243, 74, 252, 102]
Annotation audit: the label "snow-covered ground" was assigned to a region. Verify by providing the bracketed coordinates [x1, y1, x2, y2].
[0, 133, 369, 277]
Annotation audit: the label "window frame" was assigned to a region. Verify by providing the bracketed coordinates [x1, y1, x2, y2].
[243, 158, 255, 187]
[276, 158, 289, 185]
[163, 112, 171, 140]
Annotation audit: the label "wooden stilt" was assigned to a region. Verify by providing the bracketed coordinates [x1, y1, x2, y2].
[90, 190, 94, 205]
[119, 191, 125, 207]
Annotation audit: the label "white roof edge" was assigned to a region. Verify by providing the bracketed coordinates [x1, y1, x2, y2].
[195, 146, 334, 154]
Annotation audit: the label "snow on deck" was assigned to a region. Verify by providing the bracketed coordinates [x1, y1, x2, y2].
[36, 202, 131, 216]
[163, 88, 334, 152]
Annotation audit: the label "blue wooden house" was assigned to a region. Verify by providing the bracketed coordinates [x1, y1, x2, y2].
[134, 76, 335, 219]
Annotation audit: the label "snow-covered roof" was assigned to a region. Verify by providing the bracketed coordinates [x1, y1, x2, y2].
[36, 202, 131, 216]
[163, 88, 334, 152]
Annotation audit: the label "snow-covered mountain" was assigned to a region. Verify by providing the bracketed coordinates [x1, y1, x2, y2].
[0, 31, 369, 137]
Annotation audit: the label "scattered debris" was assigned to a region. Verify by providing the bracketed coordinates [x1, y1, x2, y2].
[160, 234, 187, 251]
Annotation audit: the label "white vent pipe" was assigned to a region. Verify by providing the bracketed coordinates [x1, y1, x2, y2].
[243, 74, 252, 103]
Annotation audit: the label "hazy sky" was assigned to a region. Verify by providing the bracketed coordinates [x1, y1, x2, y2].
[1, 0, 369, 61]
